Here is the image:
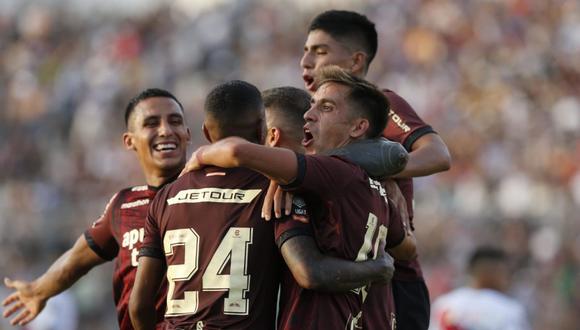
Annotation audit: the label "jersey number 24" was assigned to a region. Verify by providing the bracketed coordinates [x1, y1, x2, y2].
[163, 227, 253, 317]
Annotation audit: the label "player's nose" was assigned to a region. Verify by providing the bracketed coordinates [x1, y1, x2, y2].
[157, 120, 174, 136]
[300, 51, 313, 69]
[304, 106, 316, 122]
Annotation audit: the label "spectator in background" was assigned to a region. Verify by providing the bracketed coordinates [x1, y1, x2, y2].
[430, 246, 530, 330]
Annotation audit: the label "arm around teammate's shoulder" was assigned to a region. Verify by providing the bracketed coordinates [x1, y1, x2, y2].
[184, 137, 298, 184]
[280, 235, 394, 291]
[392, 133, 451, 178]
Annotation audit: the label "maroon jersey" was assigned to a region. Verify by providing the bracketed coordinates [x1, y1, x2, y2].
[278, 154, 405, 330]
[140, 166, 282, 330]
[382, 89, 436, 281]
[361, 198, 406, 330]
[84, 185, 166, 330]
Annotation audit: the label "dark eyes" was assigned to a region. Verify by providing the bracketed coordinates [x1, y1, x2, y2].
[169, 117, 183, 125]
[142, 117, 183, 127]
[144, 119, 159, 127]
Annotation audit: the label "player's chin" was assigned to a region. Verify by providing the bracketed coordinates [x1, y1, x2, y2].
[154, 155, 186, 171]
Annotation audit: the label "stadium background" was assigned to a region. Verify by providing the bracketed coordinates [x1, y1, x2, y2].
[0, 0, 579, 329]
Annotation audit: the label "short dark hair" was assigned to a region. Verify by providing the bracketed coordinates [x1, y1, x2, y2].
[204, 80, 263, 142]
[315, 66, 388, 138]
[262, 87, 310, 140]
[468, 246, 507, 273]
[125, 88, 183, 127]
[309, 10, 378, 68]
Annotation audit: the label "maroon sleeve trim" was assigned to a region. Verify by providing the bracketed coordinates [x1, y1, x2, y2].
[280, 153, 306, 191]
[83, 231, 115, 261]
[138, 247, 165, 260]
[403, 126, 436, 151]
[276, 227, 313, 249]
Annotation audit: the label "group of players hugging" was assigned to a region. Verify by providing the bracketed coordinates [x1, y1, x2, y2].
[3, 10, 450, 330]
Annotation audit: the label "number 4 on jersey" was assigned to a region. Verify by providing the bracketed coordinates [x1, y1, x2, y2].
[164, 227, 253, 317]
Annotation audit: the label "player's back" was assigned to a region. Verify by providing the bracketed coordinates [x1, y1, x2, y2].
[147, 166, 281, 329]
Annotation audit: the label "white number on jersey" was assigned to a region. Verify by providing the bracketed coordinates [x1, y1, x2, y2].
[355, 212, 388, 262]
[354, 213, 388, 302]
[163, 227, 253, 317]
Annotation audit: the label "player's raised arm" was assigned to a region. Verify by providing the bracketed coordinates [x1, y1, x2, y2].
[392, 132, 450, 178]
[2, 235, 105, 326]
[183, 137, 299, 185]
[383, 90, 451, 178]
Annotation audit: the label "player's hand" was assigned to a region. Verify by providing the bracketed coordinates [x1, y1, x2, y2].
[180, 146, 207, 177]
[261, 181, 293, 220]
[2, 277, 46, 326]
[374, 237, 395, 284]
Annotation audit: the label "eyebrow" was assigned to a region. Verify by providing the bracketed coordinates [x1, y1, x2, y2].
[312, 97, 335, 106]
[168, 113, 184, 119]
[305, 43, 330, 51]
[143, 114, 160, 121]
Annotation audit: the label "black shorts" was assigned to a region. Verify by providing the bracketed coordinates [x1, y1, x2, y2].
[392, 279, 430, 330]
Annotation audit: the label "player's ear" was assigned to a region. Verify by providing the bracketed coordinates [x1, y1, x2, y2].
[185, 127, 192, 144]
[202, 123, 212, 143]
[350, 118, 370, 139]
[266, 127, 281, 147]
[123, 132, 136, 151]
[351, 51, 367, 76]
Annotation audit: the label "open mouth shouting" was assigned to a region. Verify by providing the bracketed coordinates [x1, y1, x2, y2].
[302, 126, 314, 148]
[303, 74, 316, 92]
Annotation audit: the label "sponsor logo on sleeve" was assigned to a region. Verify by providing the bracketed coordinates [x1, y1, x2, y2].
[388, 109, 411, 133]
[167, 188, 262, 205]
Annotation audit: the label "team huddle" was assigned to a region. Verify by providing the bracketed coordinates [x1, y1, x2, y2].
[2, 10, 450, 330]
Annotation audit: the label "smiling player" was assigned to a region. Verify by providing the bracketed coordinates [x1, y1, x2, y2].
[2, 88, 190, 330]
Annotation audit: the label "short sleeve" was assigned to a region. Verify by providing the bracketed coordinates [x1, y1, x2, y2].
[385, 198, 406, 249]
[139, 193, 164, 260]
[382, 90, 436, 151]
[84, 193, 120, 261]
[281, 154, 360, 199]
[274, 194, 313, 249]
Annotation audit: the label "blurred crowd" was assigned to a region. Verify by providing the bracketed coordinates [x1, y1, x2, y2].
[0, 0, 578, 329]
